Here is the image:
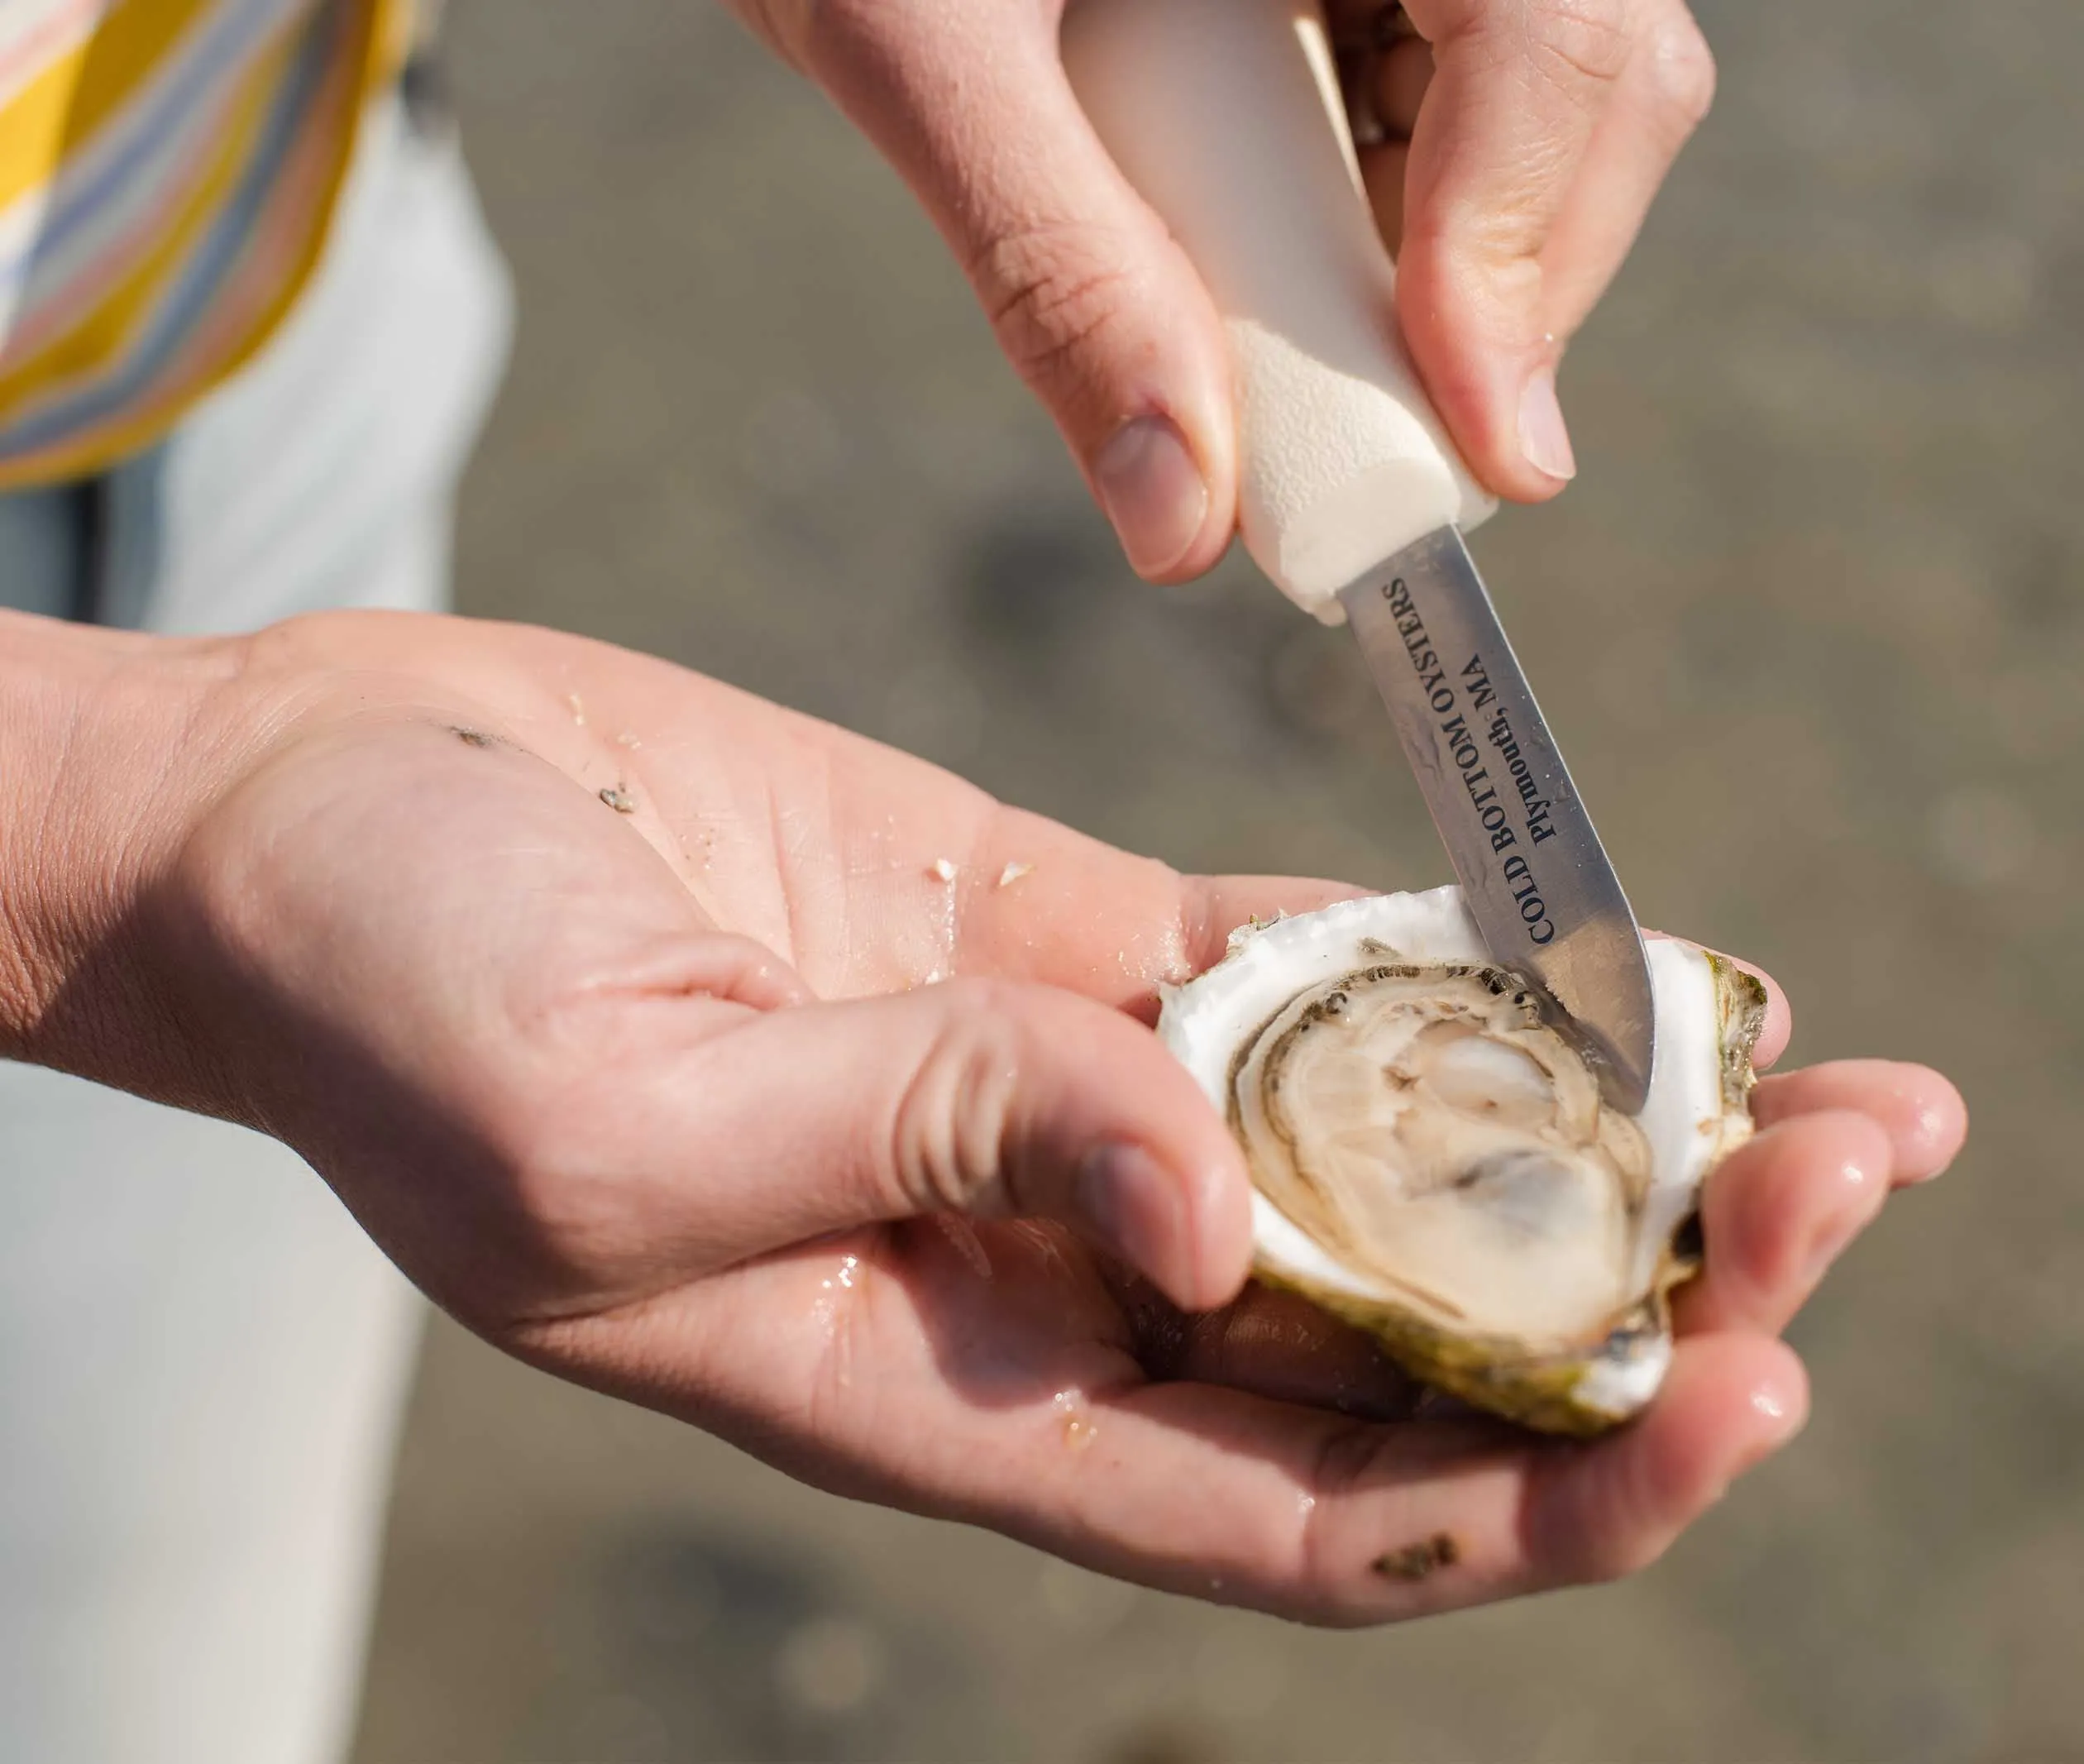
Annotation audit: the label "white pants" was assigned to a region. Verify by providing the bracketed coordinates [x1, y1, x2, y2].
[0, 95, 512, 1762]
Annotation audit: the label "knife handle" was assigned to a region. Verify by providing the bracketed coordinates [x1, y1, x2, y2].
[1062, 0, 1496, 622]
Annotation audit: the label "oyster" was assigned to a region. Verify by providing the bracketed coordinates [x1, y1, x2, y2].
[1158, 888, 1765, 1434]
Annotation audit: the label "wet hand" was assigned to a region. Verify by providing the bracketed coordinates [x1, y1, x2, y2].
[3, 610, 1963, 1623]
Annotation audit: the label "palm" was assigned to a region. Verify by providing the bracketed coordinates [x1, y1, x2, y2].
[173, 613, 1959, 1622]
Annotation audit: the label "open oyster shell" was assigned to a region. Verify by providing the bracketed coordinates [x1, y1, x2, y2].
[1158, 888, 1766, 1435]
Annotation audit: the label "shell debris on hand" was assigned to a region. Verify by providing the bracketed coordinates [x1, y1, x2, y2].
[1158, 887, 1765, 1435]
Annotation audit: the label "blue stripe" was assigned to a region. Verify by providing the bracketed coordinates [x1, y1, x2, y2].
[0, 0, 313, 301]
[0, 0, 342, 460]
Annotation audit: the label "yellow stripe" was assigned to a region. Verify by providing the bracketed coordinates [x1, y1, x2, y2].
[0, 24, 292, 414]
[0, 0, 231, 213]
[0, 0, 384, 488]
[372, 0, 414, 82]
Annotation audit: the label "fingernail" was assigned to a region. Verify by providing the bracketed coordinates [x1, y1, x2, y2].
[1517, 368, 1576, 483]
[1078, 1141, 1193, 1298]
[1092, 415, 1210, 579]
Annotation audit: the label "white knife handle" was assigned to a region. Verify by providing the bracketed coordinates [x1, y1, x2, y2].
[1062, 0, 1496, 623]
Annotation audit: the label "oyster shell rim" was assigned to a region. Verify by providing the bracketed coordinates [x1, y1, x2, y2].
[1157, 887, 1766, 1435]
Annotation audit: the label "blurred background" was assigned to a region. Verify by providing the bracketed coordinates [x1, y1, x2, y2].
[350, 2, 2082, 1757]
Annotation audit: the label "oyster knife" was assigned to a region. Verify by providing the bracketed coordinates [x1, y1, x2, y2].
[1337, 528, 1655, 1111]
[1064, 0, 1656, 1109]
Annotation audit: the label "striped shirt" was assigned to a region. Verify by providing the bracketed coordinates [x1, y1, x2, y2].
[0, 0, 409, 489]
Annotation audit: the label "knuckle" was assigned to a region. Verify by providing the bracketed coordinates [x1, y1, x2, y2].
[971, 221, 1147, 400]
[1642, 9, 1717, 130]
[1516, 0, 1636, 93]
[887, 981, 1030, 1217]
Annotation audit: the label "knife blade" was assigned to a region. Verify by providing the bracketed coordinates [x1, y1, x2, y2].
[1062, 0, 1657, 1107]
[1339, 528, 1656, 1111]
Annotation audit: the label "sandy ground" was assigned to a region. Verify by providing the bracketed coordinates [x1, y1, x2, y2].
[351, 2, 2084, 1758]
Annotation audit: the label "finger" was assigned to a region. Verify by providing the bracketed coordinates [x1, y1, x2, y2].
[949, 801, 1371, 1013]
[1516, 1332, 1806, 1589]
[1742, 959, 1794, 1070]
[1753, 1061, 1967, 1184]
[1168, 873, 1380, 997]
[1359, 9, 1704, 308]
[595, 1223, 1800, 1625]
[1672, 1110, 1895, 1337]
[997, 1332, 1799, 1621]
[1527, 0, 1718, 337]
[795, 8, 1233, 581]
[1394, 0, 1656, 496]
[590, 976, 1255, 1312]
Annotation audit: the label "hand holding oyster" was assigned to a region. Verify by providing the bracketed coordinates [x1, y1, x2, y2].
[127, 615, 1962, 1622]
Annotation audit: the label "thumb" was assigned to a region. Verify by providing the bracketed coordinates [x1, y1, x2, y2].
[653, 977, 1255, 1312]
[795, 6, 1235, 581]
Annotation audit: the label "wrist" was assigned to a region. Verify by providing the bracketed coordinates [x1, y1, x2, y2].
[0, 613, 223, 1089]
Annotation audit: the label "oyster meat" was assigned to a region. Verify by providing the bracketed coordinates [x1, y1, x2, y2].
[1158, 887, 1764, 1434]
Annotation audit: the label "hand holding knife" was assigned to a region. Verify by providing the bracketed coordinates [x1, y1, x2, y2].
[1065, 0, 1656, 1109]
